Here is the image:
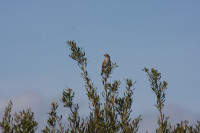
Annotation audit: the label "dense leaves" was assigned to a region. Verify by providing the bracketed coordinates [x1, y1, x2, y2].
[64, 40, 141, 133]
[0, 101, 38, 133]
[1, 41, 200, 133]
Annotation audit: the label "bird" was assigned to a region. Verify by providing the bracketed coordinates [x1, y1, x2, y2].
[101, 54, 111, 75]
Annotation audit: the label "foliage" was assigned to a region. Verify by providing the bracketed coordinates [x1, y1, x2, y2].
[1, 41, 200, 133]
[143, 68, 170, 133]
[42, 101, 64, 133]
[143, 68, 200, 133]
[0, 101, 38, 133]
[59, 40, 141, 133]
[171, 120, 200, 133]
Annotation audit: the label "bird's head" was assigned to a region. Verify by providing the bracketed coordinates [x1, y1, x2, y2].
[104, 54, 110, 58]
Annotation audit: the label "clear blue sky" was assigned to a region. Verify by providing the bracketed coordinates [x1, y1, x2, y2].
[0, 0, 200, 132]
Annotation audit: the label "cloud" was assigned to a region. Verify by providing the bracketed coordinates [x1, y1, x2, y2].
[1, 93, 199, 133]
[0, 91, 48, 133]
[0, 91, 79, 132]
[165, 103, 200, 125]
[138, 102, 200, 133]
[0, 91, 43, 113]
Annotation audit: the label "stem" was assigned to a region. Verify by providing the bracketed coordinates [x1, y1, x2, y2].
[54, 115, 63, 133]
[158, 98, 163, 129]
[105, 77, 108, 122]
[82, 64, 96, 107]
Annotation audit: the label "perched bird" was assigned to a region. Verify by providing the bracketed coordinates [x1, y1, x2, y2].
[101, 54, 111, 75]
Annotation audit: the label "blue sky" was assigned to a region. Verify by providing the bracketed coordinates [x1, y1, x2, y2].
[0, 0, 200, 132]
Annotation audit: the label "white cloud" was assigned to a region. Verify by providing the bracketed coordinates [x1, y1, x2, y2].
[0, 91, 48, 133]
[0, 91, 43, 113]
[1, 93, 199, 133]
[138, 102, 200, 133]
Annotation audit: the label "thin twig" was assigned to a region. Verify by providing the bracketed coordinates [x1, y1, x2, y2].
[54, 115, 64, 133]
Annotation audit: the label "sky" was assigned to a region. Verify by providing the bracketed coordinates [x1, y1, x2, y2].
[0, 0, 200, 132]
